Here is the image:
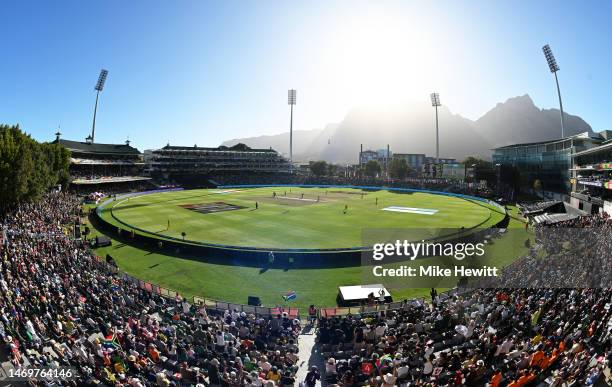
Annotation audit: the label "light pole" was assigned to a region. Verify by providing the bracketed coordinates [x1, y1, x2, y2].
[542, 44, 565, 138]
[288, 89, 297, 173]
[91, 69, 108, 143]
[430, 93, 441, 165]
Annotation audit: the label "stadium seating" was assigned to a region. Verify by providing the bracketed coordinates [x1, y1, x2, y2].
[1, 184, 611, 385]
[0, 192, 301, 385]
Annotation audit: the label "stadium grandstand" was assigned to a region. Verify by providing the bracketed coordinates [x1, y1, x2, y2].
[53, 132, 152, 195]
[0, 125, 610, 386]
[0, 190, 610, 385]
[148, 143, 291, 186]
[570, 136, 612, 215]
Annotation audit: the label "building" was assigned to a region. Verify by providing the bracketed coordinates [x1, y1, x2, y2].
[492, 131, 603, 196]
[393, 153, 426, 170]
[53, 133, 149, 189]
[424, 156, 457, 165]
[359, 150, 379, 165]
[148, 143, 290, 184]
[569, 132, 612, 213]
[359, 148, 392, 166]
[360, 148, 455, 177]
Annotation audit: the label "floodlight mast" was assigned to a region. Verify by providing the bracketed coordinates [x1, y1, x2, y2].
[542, 44, 565, 138]
[91, 69, 108, 143]
[288, 89, 297, 173]
[430, 93, 441, 165]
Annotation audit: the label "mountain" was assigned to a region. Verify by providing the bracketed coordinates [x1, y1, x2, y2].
[223, 124, 338, 161]
[474, 94, 592, 148]
[221, 94, 592, 163]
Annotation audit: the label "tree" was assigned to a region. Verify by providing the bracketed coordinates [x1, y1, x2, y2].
[309, 161, 328, 176]
[0, 124, 71, 210]
[389, 157, 410, 179]
[462, 156, 492, 170]
[327, 163, 337, 176]
[364, 160, 381, 177]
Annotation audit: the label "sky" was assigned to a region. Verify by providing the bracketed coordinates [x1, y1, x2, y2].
[1, 0, 611, 151]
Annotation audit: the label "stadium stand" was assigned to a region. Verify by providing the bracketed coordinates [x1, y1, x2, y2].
[316, 287, 611, 386]
[485, 213, 612, 288]
[1, 189, 611, 385]
[517, 201, 564, 216]
[148, 143, 291, 187]
[1, 133, 611, 385]
[0, 192, 302, 386]
[53, 134, 153, 195]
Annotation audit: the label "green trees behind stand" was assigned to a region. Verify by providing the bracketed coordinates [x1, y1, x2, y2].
[0, 124, 70, 210]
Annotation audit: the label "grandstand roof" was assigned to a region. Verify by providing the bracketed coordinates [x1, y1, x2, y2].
[55, 139, 141, 155]
[572, 140, 612, 158]
[493, 131, 598, 150]
[159, 143, 277, 153]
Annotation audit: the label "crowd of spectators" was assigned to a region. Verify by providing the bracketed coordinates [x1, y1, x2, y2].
[317, 287, 611, 386]
[73, 181, 158, 198]
[0, 192, 301, 386]
[2, 182, 611, 386]
[479, 213, 612, 289]
[192, 174, 489, 199]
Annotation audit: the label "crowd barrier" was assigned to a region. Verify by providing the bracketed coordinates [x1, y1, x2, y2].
[319, 300, 424, 318]
[92, 254, 300, 318]
[192, 297, 300, 319]
[92, 254, 468, 321]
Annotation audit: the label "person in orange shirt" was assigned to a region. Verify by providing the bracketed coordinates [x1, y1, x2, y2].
[539, 354, 550, 370]
[508, 370, 536, 387]
[530, 346, 546, 369]
[490, 368, 503, 387]
[549, 347, 560, 366]
[148, 344, 161, 363]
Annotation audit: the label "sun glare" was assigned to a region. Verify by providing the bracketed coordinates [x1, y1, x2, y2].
[318, 11, 438, 108]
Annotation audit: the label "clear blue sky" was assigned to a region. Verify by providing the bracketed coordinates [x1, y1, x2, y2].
[1, 0, 610, 151]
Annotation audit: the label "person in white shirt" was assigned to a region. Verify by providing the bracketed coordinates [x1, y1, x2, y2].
[215, 330, 225, 350]
[326, 357, 336, 375]
[375, 323, 387, 338]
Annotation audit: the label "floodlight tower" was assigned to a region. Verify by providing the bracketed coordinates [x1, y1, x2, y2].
[430, 93, 441, 165]
[542, 44, 565, 138]
[91, 69, 109, 143]
[288, 89, 297, 173]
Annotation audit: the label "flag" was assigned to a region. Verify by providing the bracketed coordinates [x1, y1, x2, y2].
[102, 333, 121, 349]
[283, 291, 296, 301]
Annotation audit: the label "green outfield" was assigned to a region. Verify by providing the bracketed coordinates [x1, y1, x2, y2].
[98, 187, 506, 249]
[87, 187, 529, 309]
[88, 204, 529, 309]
